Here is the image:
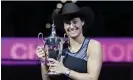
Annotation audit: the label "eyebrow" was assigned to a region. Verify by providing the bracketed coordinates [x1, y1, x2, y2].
[72, 18, 79, 20]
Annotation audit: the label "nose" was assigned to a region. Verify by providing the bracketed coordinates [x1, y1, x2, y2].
[69, 22, 74, 28]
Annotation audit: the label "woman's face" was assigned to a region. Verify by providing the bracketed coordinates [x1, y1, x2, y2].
[64, 17, 84, 38]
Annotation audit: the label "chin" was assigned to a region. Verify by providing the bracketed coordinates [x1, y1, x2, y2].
[69, 34, 79, 38]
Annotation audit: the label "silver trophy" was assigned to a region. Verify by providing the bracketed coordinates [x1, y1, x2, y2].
[37, 21, 64, 75]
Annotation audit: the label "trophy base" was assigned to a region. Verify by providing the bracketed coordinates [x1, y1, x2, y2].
[45, 72, 58, 75]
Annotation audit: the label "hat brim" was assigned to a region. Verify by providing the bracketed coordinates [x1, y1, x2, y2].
[54, 7, 95, 34]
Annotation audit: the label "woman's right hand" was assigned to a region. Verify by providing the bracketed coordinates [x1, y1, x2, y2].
[36, 45, 48, 63]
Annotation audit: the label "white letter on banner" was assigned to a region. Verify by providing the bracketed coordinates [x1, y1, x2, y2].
[28, 44, 36, 59]
[11, 43, 28, 59]
[108, 44, 125, 62]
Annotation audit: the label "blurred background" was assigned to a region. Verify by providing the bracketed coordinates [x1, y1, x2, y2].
[1, 1, 133, 80]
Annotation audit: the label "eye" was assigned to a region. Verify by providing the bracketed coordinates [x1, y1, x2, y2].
[66, 21, 71, 24]
[64, 21, 70, 25]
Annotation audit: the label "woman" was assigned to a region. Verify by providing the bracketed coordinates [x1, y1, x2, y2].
[36, 3, 103, 80]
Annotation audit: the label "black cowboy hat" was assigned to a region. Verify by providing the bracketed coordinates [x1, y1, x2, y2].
[54, 3, 94, 34]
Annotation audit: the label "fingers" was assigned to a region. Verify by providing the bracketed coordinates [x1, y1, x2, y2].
[47, 58, 57, 63]
[48, 66, 61, 74]
[47, 62, 56, 66]
[49, 66, 56, 72]
[36, 45, 49, 61]
[36, 46, 45, 57]
[47, 58, 58, 67]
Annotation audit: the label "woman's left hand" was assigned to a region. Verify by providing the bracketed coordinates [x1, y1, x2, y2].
[47, 58, 68, 74]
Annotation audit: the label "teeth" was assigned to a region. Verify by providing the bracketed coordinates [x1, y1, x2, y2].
[70, 30, 77, 32]
[70, 29, 78, 32]
[68, 28, 79, 32]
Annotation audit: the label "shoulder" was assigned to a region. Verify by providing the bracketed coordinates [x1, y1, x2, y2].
[87, 39, 102, 56]
[89, 39, 101, 47]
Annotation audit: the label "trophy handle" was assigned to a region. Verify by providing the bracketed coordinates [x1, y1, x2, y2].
[37, 32, 45, 46]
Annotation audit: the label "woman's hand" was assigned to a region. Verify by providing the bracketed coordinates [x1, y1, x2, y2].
[47, 58, 68, 74]
[36, 45, 49, 63]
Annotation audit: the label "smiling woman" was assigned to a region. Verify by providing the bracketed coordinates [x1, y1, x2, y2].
[36, 2, 103, 80]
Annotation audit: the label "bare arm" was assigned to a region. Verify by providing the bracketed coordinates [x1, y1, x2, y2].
[68, 39, 103, 80]
[41, 62, 50, 80]
[36, 45, 50, 80]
